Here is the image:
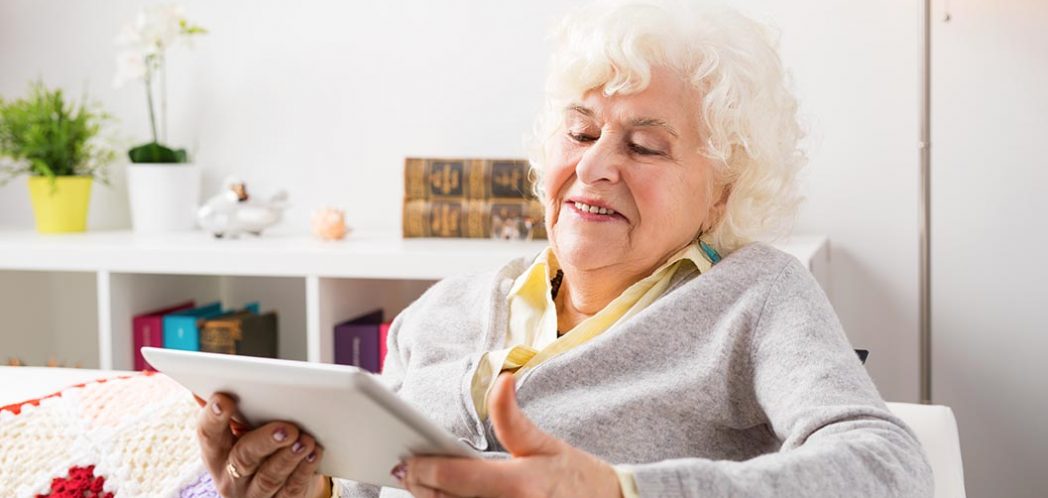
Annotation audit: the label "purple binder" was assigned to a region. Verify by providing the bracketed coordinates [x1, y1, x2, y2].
[334, 309, 384, 373]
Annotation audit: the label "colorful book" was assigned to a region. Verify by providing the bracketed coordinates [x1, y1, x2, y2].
[334, 310, 384, 373]
[162, 302, 224, 351]
[404, 158, 535, 200]
[402, 198, 546, 239]
[379, 322, 391, 373]
[200, 309, 278, 358]
[132, 300, 195, 371]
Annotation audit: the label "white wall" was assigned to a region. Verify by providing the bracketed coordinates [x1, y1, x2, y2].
[7, 0, 1042, 495]
[0, 0, 924, 401]
[0, 1, 572, 231]
[931, 1, 1048, 497]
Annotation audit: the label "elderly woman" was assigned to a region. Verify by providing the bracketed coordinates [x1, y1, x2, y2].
[196, 1, 933, 497]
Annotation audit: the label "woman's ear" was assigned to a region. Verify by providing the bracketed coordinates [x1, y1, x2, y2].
[708, 183, 732, 228]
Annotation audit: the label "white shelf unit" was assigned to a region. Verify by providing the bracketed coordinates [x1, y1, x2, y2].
[0, 230, 828, 370]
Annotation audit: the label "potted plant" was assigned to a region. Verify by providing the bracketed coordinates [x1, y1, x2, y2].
[0, 82, 116, 233]
[114, 4, 207, 233]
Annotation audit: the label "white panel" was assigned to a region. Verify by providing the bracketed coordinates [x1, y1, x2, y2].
[306, 276, 321, 363]
[0, 230, 547, 278]
[931, 1, 1048, 497]
[97, 270, 111, 370]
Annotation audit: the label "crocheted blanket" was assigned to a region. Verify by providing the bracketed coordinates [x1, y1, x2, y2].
[0, 371, 220, 498]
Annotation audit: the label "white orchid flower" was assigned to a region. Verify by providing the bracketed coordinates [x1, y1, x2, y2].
[112, 50, 147, 89]
[138, 5, 183, 52]
[113, 3, 205, 148]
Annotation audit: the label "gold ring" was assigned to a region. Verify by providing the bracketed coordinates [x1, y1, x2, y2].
[226, 461, 242, 479]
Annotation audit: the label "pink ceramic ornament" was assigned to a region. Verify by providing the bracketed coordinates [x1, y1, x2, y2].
[311, 207, 349, 241]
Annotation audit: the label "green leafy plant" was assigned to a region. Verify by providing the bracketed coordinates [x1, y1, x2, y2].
[0, 81, 116, 186]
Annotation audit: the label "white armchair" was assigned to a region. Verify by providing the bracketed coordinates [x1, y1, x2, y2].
[887, 402, 967, 498]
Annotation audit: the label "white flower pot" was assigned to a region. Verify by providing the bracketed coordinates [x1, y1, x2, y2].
[127, 163, 202, 233]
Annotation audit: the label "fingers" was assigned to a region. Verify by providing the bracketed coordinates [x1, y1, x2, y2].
[196, 393, 320, 498]
[227, 421, 299, 497]
[404, 456, 513, 498]
[274, 445, 325, 498]
[488, 373, 561, 457]
[250, 432, 318, 498]
[197, 393, 237, 482]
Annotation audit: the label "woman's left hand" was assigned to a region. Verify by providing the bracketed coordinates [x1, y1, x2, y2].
[398, 373, 623, 498]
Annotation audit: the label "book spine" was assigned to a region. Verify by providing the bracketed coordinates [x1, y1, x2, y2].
[199, 314, 279, 358]
[237, 312, 278, 359]
[378, 322, 390, 373]
[132, 316, 164, 371]
[199, 319, 242, 355]
[403, 158, 535, 201]
[163, 316, 202, 351]
[402, 198, 546, 239]
[334, 323, 381, 373]
[132, 300, 195, 371]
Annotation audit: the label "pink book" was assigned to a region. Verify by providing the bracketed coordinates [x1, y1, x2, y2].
[379, 322, 391, 373]
[133, 300, 195, 370]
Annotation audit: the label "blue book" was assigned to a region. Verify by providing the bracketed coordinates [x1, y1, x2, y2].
[163, 302, 223, 351]
[164, 302, 261, 351]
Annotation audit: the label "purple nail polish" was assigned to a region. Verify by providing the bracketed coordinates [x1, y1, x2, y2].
[391, 462, 406, 482]
[307, 451, 317, 463]
[273, 428, 287, 442]
[292, 441, 304, 453]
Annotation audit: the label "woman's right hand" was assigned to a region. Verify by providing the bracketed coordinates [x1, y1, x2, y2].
[196, 393, 327, 498]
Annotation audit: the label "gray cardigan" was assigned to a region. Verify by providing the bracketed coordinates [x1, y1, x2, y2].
[337, 242, 933, 497]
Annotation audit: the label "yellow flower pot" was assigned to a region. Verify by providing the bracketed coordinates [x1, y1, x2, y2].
[27, 176, 93, 233]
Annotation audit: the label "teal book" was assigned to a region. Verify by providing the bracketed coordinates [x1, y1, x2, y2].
[163, 302, 261, 351]
[163, 302, 224, 351]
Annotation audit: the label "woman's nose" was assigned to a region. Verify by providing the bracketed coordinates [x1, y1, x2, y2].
[575, 136, 622, 185]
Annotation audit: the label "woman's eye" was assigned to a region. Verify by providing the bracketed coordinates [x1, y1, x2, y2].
[629, 143, 664, 156]
[568, 131, 597, 143]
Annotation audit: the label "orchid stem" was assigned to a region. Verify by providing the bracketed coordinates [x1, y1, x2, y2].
[144, 55, 158, 144]
[160, 51, 167, 143]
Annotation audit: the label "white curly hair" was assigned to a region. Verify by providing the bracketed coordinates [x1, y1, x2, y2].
[528, 0, 806, 255]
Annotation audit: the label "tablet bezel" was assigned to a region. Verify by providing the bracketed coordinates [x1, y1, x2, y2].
[141, 347, 480, 488]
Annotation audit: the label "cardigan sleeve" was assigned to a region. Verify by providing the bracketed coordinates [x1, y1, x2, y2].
[624, 257, 934, 498]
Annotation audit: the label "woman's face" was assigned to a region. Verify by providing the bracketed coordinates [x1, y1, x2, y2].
[543, 67, 723, 277]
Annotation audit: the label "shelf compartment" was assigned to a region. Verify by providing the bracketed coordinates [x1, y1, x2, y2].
[310, 277, 435, 364]
[0, 270, 98, 368]
[105, 273, 307, 370]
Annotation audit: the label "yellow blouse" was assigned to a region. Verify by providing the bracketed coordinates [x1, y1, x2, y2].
[469, 243, 716, 419]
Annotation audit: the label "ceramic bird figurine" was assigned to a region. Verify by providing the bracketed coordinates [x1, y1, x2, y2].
[197, 176, 289, 238]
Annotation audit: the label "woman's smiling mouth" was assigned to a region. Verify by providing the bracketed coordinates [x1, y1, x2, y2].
[565, 199, 626, 222]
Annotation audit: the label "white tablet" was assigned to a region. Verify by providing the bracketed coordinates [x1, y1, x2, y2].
[141, 347, 480, 488]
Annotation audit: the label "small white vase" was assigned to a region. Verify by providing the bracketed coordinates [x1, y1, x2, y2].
[127, 163, 202, 233]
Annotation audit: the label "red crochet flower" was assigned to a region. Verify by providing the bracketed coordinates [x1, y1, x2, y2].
[37, 465, 113, 498]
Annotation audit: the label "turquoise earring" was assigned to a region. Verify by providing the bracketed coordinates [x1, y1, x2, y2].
[699, 240, 721, 264]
